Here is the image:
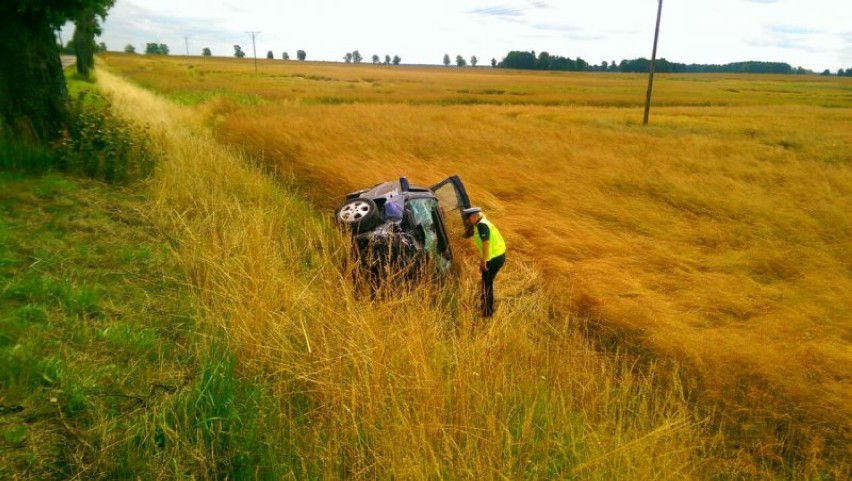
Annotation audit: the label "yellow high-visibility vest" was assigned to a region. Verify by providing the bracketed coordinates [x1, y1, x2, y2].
[473, 216, 506, 261]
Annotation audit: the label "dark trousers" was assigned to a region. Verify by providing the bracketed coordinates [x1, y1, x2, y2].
[481, 254, 506, 317]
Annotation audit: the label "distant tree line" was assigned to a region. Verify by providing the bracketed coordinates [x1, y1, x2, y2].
[344, 51, 401, 65]
[498, 51, 590, 71]
[442, 54, 480, 68]
[498, 50, 846, 75]
[113, 43, 852, 76]
[122, 43, 308, 61]
[616, 58, 800, 74]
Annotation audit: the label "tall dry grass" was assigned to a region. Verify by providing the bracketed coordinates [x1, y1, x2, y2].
[100, 54, 852, 476]
[95, 68, 717, 479]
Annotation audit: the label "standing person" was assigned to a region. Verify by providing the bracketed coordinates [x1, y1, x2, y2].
[463, 207, 507, 317]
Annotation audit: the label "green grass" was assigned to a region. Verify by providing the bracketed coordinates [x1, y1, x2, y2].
[0, 171, 296, 479]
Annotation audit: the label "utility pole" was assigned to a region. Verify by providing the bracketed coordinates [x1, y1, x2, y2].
[184, 36, 190, 56]
[246, 31, 260, 73]
[643, 0, 663, 125]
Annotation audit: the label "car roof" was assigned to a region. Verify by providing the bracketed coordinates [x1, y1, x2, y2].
[348, 180, 436, 201]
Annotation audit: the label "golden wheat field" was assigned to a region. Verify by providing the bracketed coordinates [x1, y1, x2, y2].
[100, 53, 851, 476]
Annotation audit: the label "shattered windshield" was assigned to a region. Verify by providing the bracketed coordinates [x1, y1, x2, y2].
[407, 198, 437, 254]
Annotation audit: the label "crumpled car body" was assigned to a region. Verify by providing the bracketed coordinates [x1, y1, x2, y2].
[335, 176, 472, 283]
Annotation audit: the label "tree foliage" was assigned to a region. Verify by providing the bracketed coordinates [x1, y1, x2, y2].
[124, 44, 136, 54]
[372, 54, 380, 64]
[496, 50, 806, 75]
[0, 0, 116, 143]
[470, 55, 478, 67]
[145, 42, 169, 55]
[392, 55, 401, 66]
[616, 58, 795, 74]
[297, 50, 306, 61]
[282, 51, 289, 60]
[266, 50, 273, 59]
[145, 43, 169, 55]
[233, 45, 245, 58]
[71, 1, 114, 77]
[443, 54, 450, 66]
[455, 55, 466, 67]
[202, 47, 212, 56]
[72, 10, 96, 76]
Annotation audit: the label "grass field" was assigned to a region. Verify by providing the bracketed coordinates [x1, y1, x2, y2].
[87, 67, 711, 480]
[94, 53, 851, 477]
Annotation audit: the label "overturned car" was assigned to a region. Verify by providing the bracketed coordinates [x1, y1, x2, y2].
[335, 176, 472, 282]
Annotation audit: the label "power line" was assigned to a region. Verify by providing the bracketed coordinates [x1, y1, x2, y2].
[246, 31, 260, 72]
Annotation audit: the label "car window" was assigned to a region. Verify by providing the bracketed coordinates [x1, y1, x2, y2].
[430, 176, 473, 238]
[407, 198, 438, 254]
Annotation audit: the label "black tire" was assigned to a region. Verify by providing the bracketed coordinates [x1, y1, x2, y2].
[335, 197, 380, 233]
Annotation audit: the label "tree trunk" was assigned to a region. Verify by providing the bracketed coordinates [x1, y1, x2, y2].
[0, 9, 68, 144]
[73, 10, 95, 77]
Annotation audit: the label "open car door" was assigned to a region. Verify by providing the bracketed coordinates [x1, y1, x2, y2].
[430, 175, 474, 238]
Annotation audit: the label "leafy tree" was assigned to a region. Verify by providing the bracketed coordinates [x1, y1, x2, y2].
[456, 55, 466, 67]
[471, 55, 478, 67]
[282, 51, 290, 60]
[443, 54, 450, 66]
[344, 52, 353, 63]
[821, 69, 831, 76]
[491, 58, 496, 67]
[144, 43, 169, 55]
[97, 42, 107, 52]
[124, 44, 136, 54]
[536, 51, 551, 69]
[499, 51, 536, 69]
[352, 50, 362, 63]
[202, 47, 212, 56]
[73, 11, 95, 76]
[234, 45, 245, 58]
[392, 55, 401, 65]
[0, 0, 119, 143]
[266, 50, 273, 59]
[70, 2, 115, 78]
[372, 54, 380, 64]
[385, 54, 391, 65]
[297, 50, 306, 61]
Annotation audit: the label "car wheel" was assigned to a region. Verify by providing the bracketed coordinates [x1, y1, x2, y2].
[336, 197, 380, 233]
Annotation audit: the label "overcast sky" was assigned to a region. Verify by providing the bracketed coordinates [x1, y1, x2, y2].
[68, 0, 851, 72]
